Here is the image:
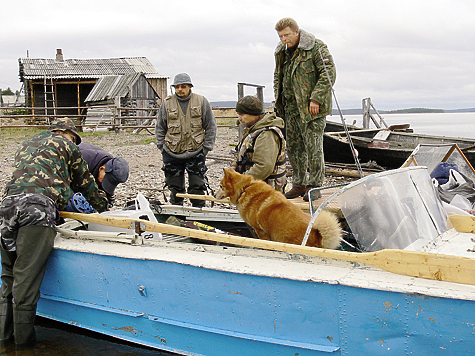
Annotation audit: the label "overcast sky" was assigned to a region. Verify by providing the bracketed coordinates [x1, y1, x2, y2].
[1, 0, 474, 110]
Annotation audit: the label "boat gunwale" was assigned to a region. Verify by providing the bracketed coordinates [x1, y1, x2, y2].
[52, 234, 475, 302]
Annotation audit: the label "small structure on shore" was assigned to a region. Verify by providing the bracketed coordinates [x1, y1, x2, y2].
[18, 49, 167, 120]
[84, 72, 160, 128]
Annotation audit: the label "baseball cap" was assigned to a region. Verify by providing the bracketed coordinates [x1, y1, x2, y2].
[102, 157, 130, 195]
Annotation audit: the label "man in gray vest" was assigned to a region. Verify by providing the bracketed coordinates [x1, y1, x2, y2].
[156, 73, 217, 207]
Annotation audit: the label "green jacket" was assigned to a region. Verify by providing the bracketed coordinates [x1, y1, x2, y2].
[4, 131, 108, 212]
[274, 29, 336, 128]
[235, 112, 286, 182]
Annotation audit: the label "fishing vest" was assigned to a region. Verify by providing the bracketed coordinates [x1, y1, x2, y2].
[164, 93, 205, 154]
[236, 126, 287, 191]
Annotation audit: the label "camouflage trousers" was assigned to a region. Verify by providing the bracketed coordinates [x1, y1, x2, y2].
[285, 111, 325, 187]
[161, 150, 208, 206]
[0, 193, 59, 252]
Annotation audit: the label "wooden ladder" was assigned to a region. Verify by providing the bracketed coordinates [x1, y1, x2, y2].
[43, 75, 56, 123]
[362, 97, 388, 129]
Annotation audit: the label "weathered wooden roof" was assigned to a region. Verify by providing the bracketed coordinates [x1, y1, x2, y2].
[18, 57, 167, 80]
[85, 72, 158, 102]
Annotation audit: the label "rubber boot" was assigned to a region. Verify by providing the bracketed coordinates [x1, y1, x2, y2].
[0, 301, 13, 346]
[303, 186, 320, 202]
[188, 173, 207, 208]
[13, 307, 36, 351]
[165, 174, 185, 206]
[284, 185, 306, 199]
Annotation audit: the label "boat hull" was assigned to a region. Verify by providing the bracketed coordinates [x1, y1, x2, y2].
[323, 133, 411, 168]
[36, 237, 475, 355]
[324, 120, 475, 169]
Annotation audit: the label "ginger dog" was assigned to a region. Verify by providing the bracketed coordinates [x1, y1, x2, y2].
[216, 168, 341, 249]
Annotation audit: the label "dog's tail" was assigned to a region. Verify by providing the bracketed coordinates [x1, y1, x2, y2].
[313, 210, 342, 249]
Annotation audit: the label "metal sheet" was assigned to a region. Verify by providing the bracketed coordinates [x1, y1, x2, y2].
[19, 57, 167, 80]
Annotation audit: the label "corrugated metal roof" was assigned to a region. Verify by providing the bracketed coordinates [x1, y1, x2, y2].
[85, 72, 143, 102]
[19, 57, 167, 80]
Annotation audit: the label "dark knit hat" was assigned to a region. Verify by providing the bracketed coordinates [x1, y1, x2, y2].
[172, 73, 193, 87]
[236, 95, 263, 115]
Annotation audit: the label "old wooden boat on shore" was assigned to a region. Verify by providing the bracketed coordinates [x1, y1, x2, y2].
[37, 228, 475, 356]
[324, 120, 475, 169]
[31, 167, 475, 356]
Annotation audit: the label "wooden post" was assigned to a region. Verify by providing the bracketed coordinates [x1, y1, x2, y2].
[362, 97, 380, 129]
[236, 82, 266, 141]
[370, 100, 388, 128]
[256, 87, 264, 104]
[237, 83, 244, 100]
[362, 98, 370, 129]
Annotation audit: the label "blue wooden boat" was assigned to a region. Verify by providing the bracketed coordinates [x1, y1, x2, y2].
[37, 230, 475, 356]
[34, 167, 475, 355]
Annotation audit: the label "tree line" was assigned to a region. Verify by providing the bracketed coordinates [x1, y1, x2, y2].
[0, 88, 18, 95]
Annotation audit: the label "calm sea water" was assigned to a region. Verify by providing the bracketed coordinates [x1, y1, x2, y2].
[0, 317, 174, 356]
[3, 111, 474, 355]
[341, 112, 475, 139]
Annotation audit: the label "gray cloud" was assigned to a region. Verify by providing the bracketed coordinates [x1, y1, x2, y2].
[1, 0, 474, 110]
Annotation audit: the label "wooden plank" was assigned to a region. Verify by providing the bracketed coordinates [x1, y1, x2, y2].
[387, 123, 411, 131]
[60, 211, 475, 286]
[176, 193, 310, 212]
[367, 141, 390, 148]
[449, 214, 475, 233]
[373, 130, 391, 141]
[326, 128, 381, 135]
[158, 205, 244, 223]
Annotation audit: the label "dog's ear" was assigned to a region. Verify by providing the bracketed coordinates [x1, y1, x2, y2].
[223, 167, 231, 179]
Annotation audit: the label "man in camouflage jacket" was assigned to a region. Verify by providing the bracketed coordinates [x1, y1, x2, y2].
[0, 118, 108, 349]
[274, 17, 336, 201]
[232, 95, 287, 191]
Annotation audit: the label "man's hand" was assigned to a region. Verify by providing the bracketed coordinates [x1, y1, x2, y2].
[309, 101, 320, 116]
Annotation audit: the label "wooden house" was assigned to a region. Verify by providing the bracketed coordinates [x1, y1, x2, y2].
[84, 72, 160, 127]
[18, 49, 168, 118]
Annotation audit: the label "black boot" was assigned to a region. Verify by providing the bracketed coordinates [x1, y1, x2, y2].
[0, 301, 13, 346]
[13, 308, 36, 351]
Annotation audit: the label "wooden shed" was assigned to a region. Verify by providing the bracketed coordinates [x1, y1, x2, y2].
[85, 72, 159, 106]
[84, 72, 160, 127]
[18, 49, 168, 118]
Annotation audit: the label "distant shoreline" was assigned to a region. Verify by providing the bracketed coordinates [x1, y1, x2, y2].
[210, 101, 475, 114]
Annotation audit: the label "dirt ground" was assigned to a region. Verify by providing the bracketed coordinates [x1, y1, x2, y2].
[0, 119, 352, 209]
